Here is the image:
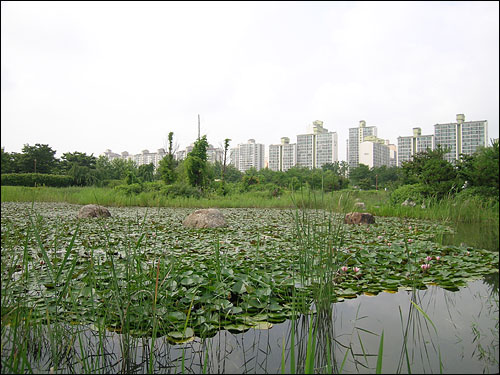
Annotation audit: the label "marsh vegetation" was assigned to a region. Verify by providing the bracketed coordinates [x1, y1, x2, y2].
[1, 199, 498, 373]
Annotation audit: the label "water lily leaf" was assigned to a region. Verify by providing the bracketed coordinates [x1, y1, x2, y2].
[181, 277, 196, 286]
[232, 280, 247, 294]
[224, 324, 252, 332]
[166, 311, 186, 321]
[231, 306, 243, 314]
[253, 321, 272, 330]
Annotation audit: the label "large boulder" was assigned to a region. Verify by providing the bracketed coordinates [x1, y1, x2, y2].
[183, 208, 227, 228]
[77, 204, 111, 219]
[344, 212, 375, 225]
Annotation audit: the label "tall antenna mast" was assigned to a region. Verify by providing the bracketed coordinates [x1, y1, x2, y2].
[198, 114, 200, 140]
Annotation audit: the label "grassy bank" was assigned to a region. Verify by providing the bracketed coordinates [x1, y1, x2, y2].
[1, 185, 498, 224]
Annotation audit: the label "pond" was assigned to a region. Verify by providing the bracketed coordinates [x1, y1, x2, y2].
[1, 202, 498, 373]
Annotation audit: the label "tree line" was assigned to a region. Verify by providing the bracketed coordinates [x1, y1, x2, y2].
[1, 135, 498, 202]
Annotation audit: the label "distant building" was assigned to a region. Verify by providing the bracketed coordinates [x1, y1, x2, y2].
[387, 142, 397, 167]
[397, 127, 434, 166]
[434, 114, 488, 163]
[347, 120, 377, 170]
[230, 139, 265, 172]
[358, 136, 391, 168]
[175, 143, 223, 164]
[101, 148, 166, 169]
[102, 149, 121, 161]
[269, 137, 297, 172]
[296, 120, 338, 169]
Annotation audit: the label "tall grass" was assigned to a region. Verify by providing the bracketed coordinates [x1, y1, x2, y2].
[3, 185, 498, 224]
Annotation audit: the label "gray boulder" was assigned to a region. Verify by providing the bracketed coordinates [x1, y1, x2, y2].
[77, 204, 111, 219]
[183, 208, 227, 228]
[344, 212, 375, 225]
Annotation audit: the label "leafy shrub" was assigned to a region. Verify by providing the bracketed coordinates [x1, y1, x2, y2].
[1, 173, 73, 187]
[115, 183, 143, 196]
[161, 182, 202, 198]
[390, 183, 431, 205]
[99, 179, 123, 188]
[142, 181, 164, 193]
[456, 186, 499, 202]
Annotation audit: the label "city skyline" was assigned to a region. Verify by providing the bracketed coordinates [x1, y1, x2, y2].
[101, 112, 492, 171]
[2, 2, 498, 159]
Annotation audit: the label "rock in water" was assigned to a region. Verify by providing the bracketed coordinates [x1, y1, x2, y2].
[183, 208, 227, 228]
[344, 212, 375, 225]
[77, 204, 111, 219]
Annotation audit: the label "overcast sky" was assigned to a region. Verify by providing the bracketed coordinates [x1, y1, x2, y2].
[2, 1, 499, 161]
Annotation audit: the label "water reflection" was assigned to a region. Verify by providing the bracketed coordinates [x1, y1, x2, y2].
[5, 277, 497, 374]
[436, 221, 499, 253]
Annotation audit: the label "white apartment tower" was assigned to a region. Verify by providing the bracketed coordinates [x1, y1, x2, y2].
[269, 137, 297, 172]
[358, 136, 391, 168]
[296, 120, 338, 169]
[434, 114, 488, 163]
[231, 139, 265, 172]
[101, 148, 167, 169]
[397, 127, 435, 166]
[175, 143, 223, 164]
[347, 120, 377, 169]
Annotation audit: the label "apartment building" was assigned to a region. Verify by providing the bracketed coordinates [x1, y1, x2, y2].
[268, 137, 297, 172]
[230, 139, 265, 172]
[358, 136, 391, 168]
[176, 143, 223, 164]
[347, 120, 377, 169]
[102, 148, 167, 169]
[434, 114, 488, 163]
[397, 127, 435, 166]
[296, 120, 338, 169]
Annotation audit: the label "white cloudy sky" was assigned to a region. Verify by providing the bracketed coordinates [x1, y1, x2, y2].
[2, 1, 499, 161]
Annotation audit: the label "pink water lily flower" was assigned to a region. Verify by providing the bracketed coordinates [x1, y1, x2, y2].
[436, 256, 441, 261]
[421, 264, 431, 271]
[408, 239, 413, 243]
[425, 256, 432, 261]
[353, 267, 360, 273]
[341, 266, 349, 272]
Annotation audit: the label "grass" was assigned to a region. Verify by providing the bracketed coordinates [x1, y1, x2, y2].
[3, 185, 498, 225]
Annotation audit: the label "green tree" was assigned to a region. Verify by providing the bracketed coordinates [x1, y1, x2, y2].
[137, 163, 155, 182]
[457, 140, 499, 198]
[158, 132, 178, 184]
[185, 135, 210, 189]
[59, 151, 97, 172]
[58, 151, 98, 185]
[349, 164, 374, 189]
[401, 146, 459, 198]
[222, 138, 231, 182]
[20, 143, 58, 174]
[1, 148, 20, 174]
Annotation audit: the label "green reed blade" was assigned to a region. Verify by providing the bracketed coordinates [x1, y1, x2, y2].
[54, 222, 79, 285]
[376, 329, 384, 374]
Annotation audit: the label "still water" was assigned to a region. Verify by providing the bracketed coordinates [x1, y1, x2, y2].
[10, 221, 500, 374]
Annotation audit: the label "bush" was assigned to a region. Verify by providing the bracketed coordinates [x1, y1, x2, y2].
[115, 183, 143, 196]
[1, 173, 73, 187]
[99, 179, 123, 188]
[456, 186, 499, 202]
[390, 183, 431, 205]
[161, 182, 202, 198]
[142, 181, 164, 193]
